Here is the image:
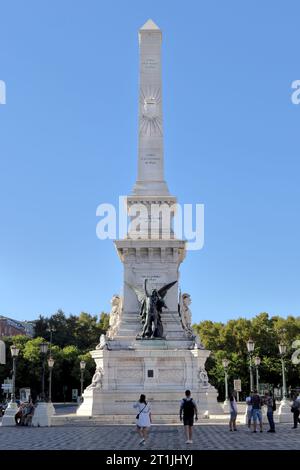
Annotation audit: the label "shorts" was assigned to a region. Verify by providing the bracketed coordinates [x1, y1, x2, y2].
[183, 417, 194, 426]
[230, 411, 237, 419]
[252, 409, 262, 423]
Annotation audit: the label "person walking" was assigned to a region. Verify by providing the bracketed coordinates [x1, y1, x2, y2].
[251, 390, 263, 433]
[179, 390, 198, 444]
[245, 392, 253, 430]
[133, 394, 152, 445]
[291, 394, 300, 429]
[265, 392, 276, 433]
[229, 394, 238, 431]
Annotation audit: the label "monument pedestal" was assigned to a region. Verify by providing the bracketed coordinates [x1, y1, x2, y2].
[1, 401, 18, 427]
[276, 398, 292, 423]
[32, 402, 53, 427]
[77, 345, 222, 418]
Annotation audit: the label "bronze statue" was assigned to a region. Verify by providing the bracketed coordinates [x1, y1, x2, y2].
[128, 279, 177, 339]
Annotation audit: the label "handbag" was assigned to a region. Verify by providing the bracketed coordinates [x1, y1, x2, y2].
[136, 404, 147, 419]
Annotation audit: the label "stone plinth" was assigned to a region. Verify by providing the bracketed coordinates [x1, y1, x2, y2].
[77, 346, 222, 418]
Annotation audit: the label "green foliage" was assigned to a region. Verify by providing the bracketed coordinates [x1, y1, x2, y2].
[0, 310, 109, 402]
[194, 313, 300, 399]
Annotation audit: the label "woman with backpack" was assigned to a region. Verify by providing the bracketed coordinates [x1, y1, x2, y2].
[133, 394, 152, 445]
[179, 390, 198, 444]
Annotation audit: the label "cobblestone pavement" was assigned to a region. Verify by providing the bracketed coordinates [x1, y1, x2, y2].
[0, 423, 299, 450]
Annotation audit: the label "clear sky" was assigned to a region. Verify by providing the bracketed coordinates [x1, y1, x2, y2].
[0, 0, 299, 323]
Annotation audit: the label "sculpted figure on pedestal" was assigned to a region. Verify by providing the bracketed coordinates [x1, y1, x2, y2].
[107, 295, 122, 339]
[128, 279, 177, 339]
[179, 293, 194, 336]
[198, 366, 210, 388]
[96, 334, 108, 350]
[86, 366, 103, 390]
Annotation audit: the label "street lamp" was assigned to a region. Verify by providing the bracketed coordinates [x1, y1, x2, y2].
[47, 357, 55, 403]
[39, 342, 48, 402]
[80, 360, 86, 400]
[10, 345, 20, 403]
[222, 358, 229, 406]
[254, 356, 261, 393]
[246, 338, 255, 392]
[278, 342, 287, 402]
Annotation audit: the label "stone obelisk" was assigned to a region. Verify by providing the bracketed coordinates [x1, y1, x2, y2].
[77, 20, 222, 421]
[133, 19, 169, 196]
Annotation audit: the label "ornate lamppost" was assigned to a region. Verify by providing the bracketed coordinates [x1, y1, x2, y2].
[278, 342, 287, 402]
[48, 357, 55, 403]
[222, 358, 229, 408]
[10, 345, 20, 403]
[80, 360, 86, 401]
[254, 356, 261, 393]
[39, 342, 48, 402]
[246, 338, 255, 392]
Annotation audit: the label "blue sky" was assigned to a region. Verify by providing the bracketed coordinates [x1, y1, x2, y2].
[0, 1, 299, 323]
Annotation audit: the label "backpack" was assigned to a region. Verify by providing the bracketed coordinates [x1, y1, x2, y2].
[182, 398, 195, 418]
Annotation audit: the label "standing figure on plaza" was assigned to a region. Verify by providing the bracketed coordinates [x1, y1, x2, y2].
[129, 279, 177, 339]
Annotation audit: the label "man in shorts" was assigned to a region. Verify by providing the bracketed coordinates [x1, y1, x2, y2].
[251, 390, 263, 433]
[179, 390, 198, 444]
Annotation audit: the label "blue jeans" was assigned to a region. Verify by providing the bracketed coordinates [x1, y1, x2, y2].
[267, 411, 275, 431]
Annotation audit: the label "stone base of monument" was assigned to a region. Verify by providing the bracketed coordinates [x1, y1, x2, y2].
[276, 398, 292, 423]
[1, 401, 18, 426]
[77, 346, 223, 419]
[32, 402, 54, 427]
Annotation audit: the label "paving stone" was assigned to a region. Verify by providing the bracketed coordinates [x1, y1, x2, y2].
[0, 422, 300, 450]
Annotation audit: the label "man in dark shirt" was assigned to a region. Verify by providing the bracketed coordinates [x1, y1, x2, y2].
[179, 390, 198, 444]
[251, 390, 263, 433]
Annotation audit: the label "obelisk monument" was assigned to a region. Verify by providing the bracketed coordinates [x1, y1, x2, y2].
[77, 20, 222, 420]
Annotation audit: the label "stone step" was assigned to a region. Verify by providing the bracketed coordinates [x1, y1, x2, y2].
[52, 413, 228, 426]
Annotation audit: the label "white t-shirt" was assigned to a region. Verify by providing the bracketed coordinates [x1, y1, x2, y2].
[246, 396, 252, 410]
[133, 402, 151, 427]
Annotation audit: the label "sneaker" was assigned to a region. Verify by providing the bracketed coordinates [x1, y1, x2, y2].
[189, 440, 193, 444]
[185, 440, 191, 444]
[234, 429, 237, 431]
[260, 430, 263, 433]
[253, 431, 257, 433]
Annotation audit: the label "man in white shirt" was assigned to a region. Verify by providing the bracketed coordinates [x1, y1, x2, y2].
[245, 392, 253, 429]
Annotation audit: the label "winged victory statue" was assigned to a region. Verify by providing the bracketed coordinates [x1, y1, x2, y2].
[128, 279, 177, 339]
